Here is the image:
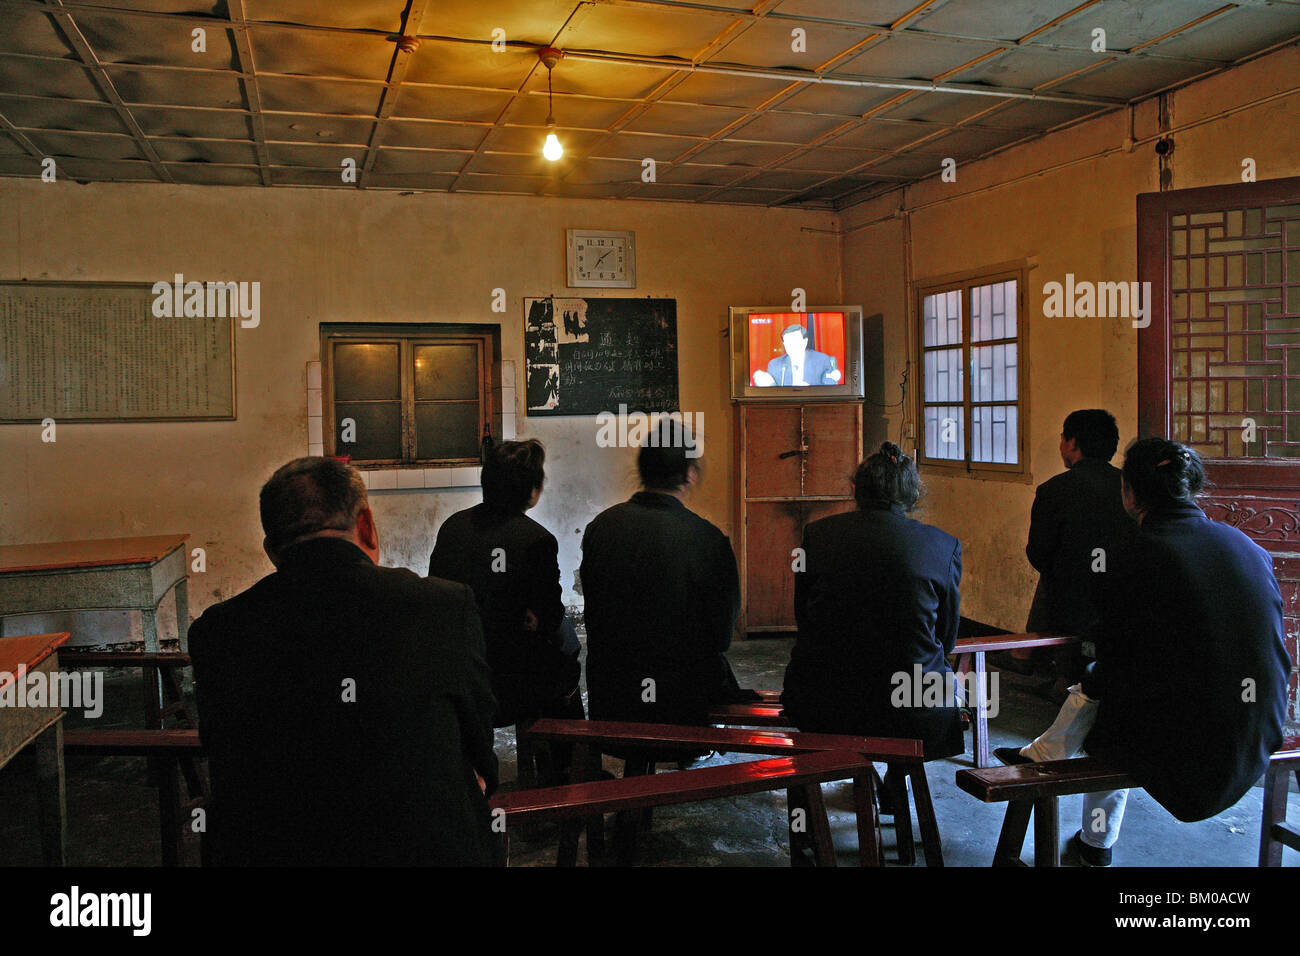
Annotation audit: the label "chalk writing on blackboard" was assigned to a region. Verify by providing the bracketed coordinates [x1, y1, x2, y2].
[524, 297, 678, 417]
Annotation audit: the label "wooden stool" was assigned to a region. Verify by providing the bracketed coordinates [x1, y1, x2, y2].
[1260, 735, 1300, 867]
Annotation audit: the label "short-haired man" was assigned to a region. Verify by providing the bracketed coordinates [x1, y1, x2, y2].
[190, 457, 500, 866]
[753, 324, 842, 387]
[1015, 410, 1135, 697]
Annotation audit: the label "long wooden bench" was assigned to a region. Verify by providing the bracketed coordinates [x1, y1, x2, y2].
[955, 757, 1136, 866]
[951, 633, 1081, 768]
[704, 696, 928, 863]
[1260, 734, 1300, 866]
[62, 728, 205, 866]
[491, 750, 871, 866]
[524, 717, 939, 866]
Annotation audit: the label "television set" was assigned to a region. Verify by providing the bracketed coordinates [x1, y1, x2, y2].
[729, 305, 865, 401]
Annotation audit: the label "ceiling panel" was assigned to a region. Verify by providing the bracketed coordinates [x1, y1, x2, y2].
[0, 0, 1294, 208]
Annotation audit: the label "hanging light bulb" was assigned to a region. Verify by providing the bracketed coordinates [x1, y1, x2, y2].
[539, 48, 563, 162]
[543, 125, 563, 161]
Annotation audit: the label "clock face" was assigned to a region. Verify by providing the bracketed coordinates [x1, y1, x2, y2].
[567, 229, 635, 288]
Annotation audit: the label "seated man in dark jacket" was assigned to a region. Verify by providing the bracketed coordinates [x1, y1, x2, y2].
[581, 418, 752, 730]
[1000, 439, 1290, 866]
[782, 442, 965, 762]
[190, 456, 500, 866]
[429, 438, 582, 729]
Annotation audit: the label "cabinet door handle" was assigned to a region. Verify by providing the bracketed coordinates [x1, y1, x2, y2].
[778, 449, 802, 459]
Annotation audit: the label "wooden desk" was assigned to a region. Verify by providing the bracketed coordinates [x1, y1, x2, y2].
[952, 633, 1082, 769]
[0, 632, 70, 865]
[0, 535, 190, 653]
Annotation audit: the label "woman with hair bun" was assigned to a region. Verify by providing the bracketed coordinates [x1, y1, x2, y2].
[781, 441, 965, 762]
[1001, 437, 1289, 866]
[429, 438, 583, 732]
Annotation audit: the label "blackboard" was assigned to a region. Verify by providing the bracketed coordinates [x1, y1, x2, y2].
[524, 297, 678, 416]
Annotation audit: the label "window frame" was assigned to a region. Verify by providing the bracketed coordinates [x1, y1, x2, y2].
[321, 322, 499, 468]
[914, 262, 1030, 480]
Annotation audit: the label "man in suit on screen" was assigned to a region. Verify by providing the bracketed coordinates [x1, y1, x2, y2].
[753, 323, 842, 387]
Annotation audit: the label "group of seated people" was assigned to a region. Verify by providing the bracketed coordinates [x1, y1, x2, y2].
[188, 411, 1291, 867]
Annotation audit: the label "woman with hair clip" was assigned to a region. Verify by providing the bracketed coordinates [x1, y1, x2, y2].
[782, 442, 966, 763]
[429, 439, 584, 737]
[999, 437, 1289, 866]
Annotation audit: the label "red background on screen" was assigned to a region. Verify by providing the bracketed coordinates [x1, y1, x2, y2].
[747, 312, 847, 385]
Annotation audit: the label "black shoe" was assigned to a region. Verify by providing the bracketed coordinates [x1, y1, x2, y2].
[993, 746, 1032, 766]
[1067, 830, 1112, 867]
[1029, 679, 1069, 706]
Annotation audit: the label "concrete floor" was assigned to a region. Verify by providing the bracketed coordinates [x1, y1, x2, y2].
[1, 635, 1296, 867]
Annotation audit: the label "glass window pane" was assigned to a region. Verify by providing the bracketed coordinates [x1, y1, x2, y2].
[922, 290, 962, 347]
[335, 402, 401, 460]
[333, 343, 399, 401]
[971, 405, 1018, 464]
[924, 405, 964, 461]
[971, 279, 1016, 342]
[971, 343, 1017, 402]
[924, 348, 963, 403]
[415, 344, 479, 400]
[415, 403, 480, 460]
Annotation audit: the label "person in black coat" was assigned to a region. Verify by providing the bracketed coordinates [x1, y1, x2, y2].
[581, 418, 752, 729]
[189, 457, 501, 866]
[1004, 438, 1290, 866]
[1021, 409, 1137, 692]
[428, 438, 582, 728]
[782, 442, 965, 761]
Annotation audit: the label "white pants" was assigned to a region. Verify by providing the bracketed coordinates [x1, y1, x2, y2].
[1020, 683, 1129, 850]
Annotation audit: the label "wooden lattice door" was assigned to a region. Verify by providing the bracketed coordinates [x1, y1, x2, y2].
[1137, 176, 1300, 729]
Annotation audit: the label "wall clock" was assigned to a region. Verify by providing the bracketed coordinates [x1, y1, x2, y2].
[566, 229, 636, 289]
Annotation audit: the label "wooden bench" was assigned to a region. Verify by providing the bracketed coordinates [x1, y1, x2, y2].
[951, 633, 1082, 768]
[62, 728, 205, 866]
[524, 717, 940, 866]
[705, 695, 927, 864]
[955, 757, 1136, 866]
[491, 750, 871, 866]
[1260, 734, 1300, 866]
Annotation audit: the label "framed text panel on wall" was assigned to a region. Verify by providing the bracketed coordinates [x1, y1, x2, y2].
[0, 280, 236, 423]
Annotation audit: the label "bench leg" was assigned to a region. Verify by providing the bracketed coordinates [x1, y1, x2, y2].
[34, 722, 66, 867]
[1032, 796, 1060, 867]
[852, 773, 882, 867]
[972, 650, 990, 768]
[1259, 764, 1293, 867]
[994, 800, 1032, 866]
[787, 785, 815, 867]
[615, 757, 652, 866]
[907, 764, 944, 867]
[515, 721, 538, 791]
[885, 765, 915, 865]
[797, 783, 837, 867]
[158, 755, 183, 866]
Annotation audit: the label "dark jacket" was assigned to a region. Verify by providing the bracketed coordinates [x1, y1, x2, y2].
[765, 349, 838, 386]
[1026, 457, 1136, 634]
[782, 503, 965, 760]
[190, 536, 501, 866]
[580, 491, 741, 725]
[429, 503, 578, 726]
[1084, 501, 1290, 822]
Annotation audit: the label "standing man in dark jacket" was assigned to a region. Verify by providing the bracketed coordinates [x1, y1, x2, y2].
[581, 419, 750, 727]
[190, 457, 501, 866]
[1020, 409, 1135, 693]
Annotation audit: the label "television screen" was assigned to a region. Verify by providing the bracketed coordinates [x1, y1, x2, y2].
[746, 311, 848, 388]
[729, 306, 863, 401]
